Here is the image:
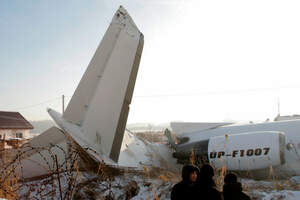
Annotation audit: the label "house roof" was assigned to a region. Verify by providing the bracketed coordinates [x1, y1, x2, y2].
[0, 111, 33, 129]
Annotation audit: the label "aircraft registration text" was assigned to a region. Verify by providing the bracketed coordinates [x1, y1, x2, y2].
[209, 147, 270, 159]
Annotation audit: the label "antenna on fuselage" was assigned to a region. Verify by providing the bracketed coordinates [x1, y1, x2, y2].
[274, 98, 281, 121]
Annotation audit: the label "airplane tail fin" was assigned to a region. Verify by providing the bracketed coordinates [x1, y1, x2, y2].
[63, 6, 144, 162]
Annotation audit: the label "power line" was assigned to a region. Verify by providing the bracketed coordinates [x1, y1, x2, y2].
[12, 97, 62, 111]
[10, 95, 73, 111]
[4, 85, 300, 112]
[134, 86, 300, 98]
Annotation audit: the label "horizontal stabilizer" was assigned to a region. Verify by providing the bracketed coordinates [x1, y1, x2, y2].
[6, 127, 68, 179]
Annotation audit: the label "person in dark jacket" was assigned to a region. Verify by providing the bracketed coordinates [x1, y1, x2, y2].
[171, 164, 199, 200]
[223, 173, 251, 200]
[196, 164, 222, 200]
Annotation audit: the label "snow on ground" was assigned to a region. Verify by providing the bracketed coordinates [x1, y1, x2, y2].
[240, 177, 300, 200]
[8, 132, 300, 199]
[257, 191, 300, 200]
[15, 166, 300, 200]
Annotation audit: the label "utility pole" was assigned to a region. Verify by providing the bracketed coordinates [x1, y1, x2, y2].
[277, 98, 280, 117]
[62, 95, 65, 115]
[274, 97, 281, 121]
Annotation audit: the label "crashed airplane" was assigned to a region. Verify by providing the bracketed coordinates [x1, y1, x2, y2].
[8, 6, 146, 179]
[168, 120, 300, 178]
[5, 6, 300, 181]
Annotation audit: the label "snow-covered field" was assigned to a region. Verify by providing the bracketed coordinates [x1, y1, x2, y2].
[2, 131, 300, 199]
[16, 170, 300, 200]
[243, 178, 300, 200]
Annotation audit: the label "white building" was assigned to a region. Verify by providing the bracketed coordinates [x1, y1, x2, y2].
[0, 111, 33, 149]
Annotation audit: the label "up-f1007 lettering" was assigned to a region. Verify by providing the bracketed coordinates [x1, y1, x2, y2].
[209, 147, 270, 159]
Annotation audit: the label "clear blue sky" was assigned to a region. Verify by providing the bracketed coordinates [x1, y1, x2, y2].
[1, 0, 300, 123]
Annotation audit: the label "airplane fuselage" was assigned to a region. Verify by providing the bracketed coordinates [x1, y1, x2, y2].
[175, 119, 300, 178]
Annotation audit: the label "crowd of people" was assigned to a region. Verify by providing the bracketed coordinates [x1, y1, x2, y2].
[171, 164, 251, 200]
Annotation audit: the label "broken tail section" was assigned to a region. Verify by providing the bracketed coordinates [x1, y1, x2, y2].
[10, 6, 144, 179]
[62, 6, 144, 162]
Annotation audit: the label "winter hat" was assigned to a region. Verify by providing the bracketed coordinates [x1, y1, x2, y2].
[199, 164, 214, 179]
[181, 164, 199, 181]
[224, 173, 238, 184]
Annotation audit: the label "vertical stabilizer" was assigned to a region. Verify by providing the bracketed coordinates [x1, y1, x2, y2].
[63, 6, 144, 162]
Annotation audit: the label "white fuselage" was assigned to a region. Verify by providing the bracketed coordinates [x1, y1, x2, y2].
[178, 119, 300, 177]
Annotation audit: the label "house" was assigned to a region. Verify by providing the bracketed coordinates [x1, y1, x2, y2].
[0, 111, 33, 149]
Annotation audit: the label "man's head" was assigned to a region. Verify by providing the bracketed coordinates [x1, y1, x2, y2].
[224, 173, 238, 184]
[199, 164, 214, 179]
[181, 164, 199, 183]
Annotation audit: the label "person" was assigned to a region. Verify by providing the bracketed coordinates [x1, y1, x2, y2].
[171, 164, 199, 200]
[196, 164, 222, 200]
[223, 173, 251, 200]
